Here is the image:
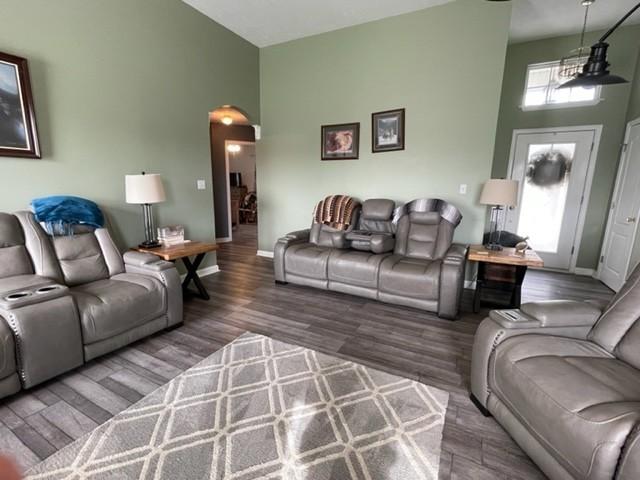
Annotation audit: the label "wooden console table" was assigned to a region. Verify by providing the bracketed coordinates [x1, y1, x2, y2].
[134, 241, 219, 300]
[467, 245, 543, 312]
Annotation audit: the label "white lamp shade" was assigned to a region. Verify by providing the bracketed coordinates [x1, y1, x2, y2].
[480, 179, 519, 207]
[125, 173, 166, 204]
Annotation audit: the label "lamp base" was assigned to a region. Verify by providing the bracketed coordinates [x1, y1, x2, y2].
[139, 240, 162, 249]
[484, 243, 503, 252]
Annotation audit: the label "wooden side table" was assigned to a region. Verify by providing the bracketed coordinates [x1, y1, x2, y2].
[467, 245, 544, 312]
[134, 241, 219, 300]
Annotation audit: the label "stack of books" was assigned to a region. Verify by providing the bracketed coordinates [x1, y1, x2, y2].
[157, 225, 185, 246]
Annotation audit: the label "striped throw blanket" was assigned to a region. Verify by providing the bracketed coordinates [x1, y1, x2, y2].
[313, 195, 359, 230]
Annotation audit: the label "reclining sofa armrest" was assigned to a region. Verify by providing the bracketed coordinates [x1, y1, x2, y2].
[443, 243, 468, 265]
[0, 284, 83, 388]
[123, 253, 183, 328]
[123, 251, 174, 271]
[281, 229, 311, 243]
[470, 304, 600, 411]
[438, 244, 468, 319]
[519, 300, 602, 328]
[0, 282, 69, 311]
[274, 229, 311, 282]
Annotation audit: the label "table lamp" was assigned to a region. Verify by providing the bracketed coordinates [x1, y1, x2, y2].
[480, 179, 519, 251]
[125, 172, 166, 248]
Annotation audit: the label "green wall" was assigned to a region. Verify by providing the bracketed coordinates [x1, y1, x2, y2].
[0, 0, 259, 262]
[628, 49, 640, 122]
[492, 25, 640, 270]
[257, 0, 511, 252]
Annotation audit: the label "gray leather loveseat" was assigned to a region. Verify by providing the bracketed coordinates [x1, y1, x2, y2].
[0, 211, 182, 399]
[274, 198, 468, 319]
[471, 264, 640, 480]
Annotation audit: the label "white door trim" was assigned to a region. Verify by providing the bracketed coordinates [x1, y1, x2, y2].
[507, 125, 602, 273]
[221, 140, 255, 243]
[596, 117, 640, 284]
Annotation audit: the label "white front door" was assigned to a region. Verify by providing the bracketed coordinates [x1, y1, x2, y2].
[599, 119, 640, 291]
[505, 128, 599, 270]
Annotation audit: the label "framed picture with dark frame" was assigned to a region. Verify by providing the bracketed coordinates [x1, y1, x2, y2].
[0, 51, 41, 159]
[321, 122, 360, 160]
[372, 108, 405, 153]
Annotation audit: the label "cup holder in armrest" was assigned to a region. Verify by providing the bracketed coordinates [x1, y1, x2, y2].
[0, 283, 69, 311]
[5, 291, 32, 301]
[36, 285, 63, 294]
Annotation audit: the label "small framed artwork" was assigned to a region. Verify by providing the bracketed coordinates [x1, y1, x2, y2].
[321, 123, 360, 160]
[372, 108, 405, 153]
[0, 51, 41, 158]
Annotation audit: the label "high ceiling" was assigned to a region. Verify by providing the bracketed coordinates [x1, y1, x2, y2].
[510, 0, 640, 44]
[182, 0, 454, 47]
[182, 0, 640, 48]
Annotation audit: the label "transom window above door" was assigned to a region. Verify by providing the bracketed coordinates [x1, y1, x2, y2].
[522, 60, 601, 110]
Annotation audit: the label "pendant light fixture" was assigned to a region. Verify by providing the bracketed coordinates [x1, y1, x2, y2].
[559, 1, 594, 80]
[558, 1, 640, 89]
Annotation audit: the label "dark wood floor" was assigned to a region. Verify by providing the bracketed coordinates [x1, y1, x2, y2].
[0, 223, 613, 479]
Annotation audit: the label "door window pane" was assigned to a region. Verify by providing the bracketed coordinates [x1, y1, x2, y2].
[517, 143, 576, 253]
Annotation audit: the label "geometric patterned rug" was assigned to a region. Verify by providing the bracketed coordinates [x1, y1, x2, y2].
[26, 332, 448, 479]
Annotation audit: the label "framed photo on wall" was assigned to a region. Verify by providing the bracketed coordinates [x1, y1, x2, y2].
[0, 51, 41, 158]
[372, 108, 405, 153]
[321, 122, 360, 160]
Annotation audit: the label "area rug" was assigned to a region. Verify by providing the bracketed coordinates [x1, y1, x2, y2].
[26, 332, 449, 479]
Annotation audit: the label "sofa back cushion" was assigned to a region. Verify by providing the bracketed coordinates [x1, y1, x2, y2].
[359, 199, 395, 233]
[52, 233, 110, 286]
[589, 264, 640, 365]
[0, 213, 33, 279]
[394, 212, 441, 260]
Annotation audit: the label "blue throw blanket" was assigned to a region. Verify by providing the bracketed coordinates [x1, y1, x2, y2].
[31, 195, 104, 235]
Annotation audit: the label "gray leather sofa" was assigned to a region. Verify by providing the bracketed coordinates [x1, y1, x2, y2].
[274, 198, 467, 319]
[0, 211, 183, 399]
[471, 264, 640, 480]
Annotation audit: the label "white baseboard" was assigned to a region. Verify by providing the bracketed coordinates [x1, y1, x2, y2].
[180, 265, 220, 281]
[257, 250, 274, 259]
[574, 267, 596, 277]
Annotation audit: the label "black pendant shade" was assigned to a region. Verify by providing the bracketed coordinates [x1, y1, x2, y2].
[558, 42, 628, 89]
[559, 1, 640, 89]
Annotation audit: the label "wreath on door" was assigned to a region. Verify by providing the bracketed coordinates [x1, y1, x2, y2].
[526, 151, 571, 187]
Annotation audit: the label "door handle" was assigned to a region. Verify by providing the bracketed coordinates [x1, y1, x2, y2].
[627, 217, 637, 223]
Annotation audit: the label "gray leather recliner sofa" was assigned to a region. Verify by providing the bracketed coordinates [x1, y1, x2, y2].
[0, 211, 183, 399]
[274, 198, 468, 319]
[471, 264, 640, 480]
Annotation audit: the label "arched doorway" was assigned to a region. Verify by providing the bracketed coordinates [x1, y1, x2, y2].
[209, 106, 258, 248]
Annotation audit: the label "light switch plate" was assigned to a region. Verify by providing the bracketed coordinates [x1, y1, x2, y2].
[459, 184, 467, 195]
[197, 179, 206, 190]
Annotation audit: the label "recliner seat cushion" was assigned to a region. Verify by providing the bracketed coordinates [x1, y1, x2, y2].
[378, 255, 441, 300]
[328, 250, 389, 289]
[52, 234, 109, 286]
[284, 243, 331, 280]
[490, 334, 640, 480]
[71, 273, 166, 344]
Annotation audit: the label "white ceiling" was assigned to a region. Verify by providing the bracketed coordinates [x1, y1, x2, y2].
[182, 0, 454, 47]
[182, 0, 640, 48]
[510, 0, 640, 44]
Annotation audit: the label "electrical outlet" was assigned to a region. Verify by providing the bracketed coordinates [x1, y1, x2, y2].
[459, 184, 467, 195]
[197, 179, 206, 190]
